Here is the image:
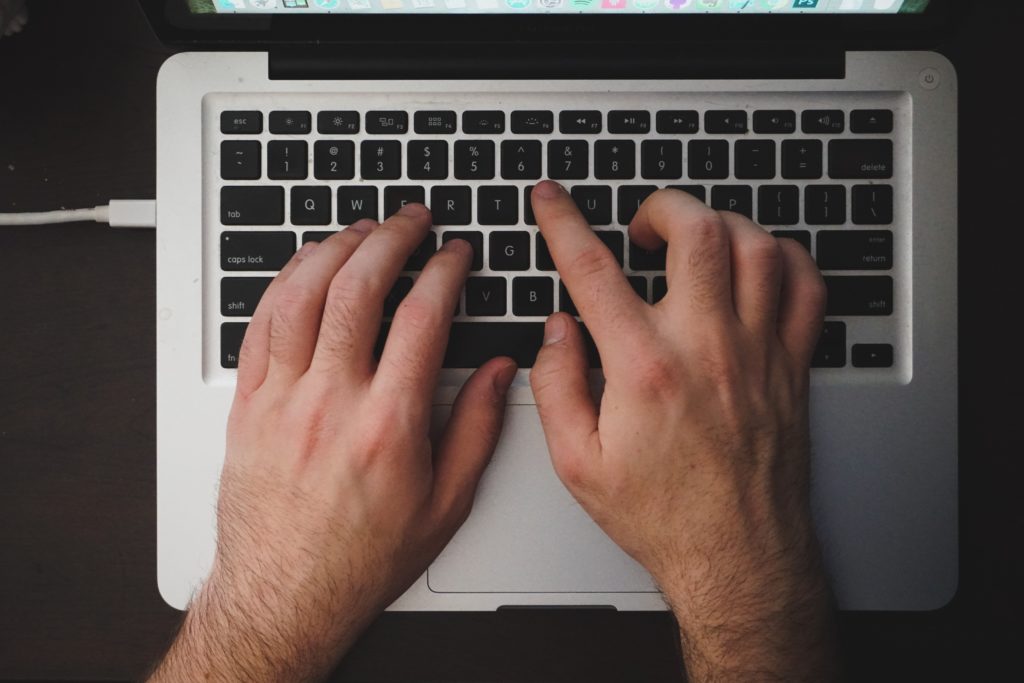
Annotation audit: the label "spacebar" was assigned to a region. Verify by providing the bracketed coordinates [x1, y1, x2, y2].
[377, 322, 602, 368]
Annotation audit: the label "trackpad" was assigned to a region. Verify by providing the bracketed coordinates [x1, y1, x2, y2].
[428, 405, 657, 594]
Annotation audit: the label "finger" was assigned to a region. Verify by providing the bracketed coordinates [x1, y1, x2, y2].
[776, 238, 827, 369]
[531, 181, 646, 348]
[430, 357, 517, 529]
[264, 221, 376, 384]
[529, 313, 601, 492]
[236, 240, 319, 397]
[628, 188, 734, 318]
[375, 238, 472, 415]
[718, 211, 784, 338]
[311, 203, 433, 378]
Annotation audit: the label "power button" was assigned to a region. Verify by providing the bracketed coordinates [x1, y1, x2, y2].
[919, 68, 941, 90]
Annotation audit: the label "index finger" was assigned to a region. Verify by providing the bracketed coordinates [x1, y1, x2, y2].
[531, 181, 646, 346]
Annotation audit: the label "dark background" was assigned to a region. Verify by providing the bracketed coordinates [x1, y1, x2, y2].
[0, 2, 1020, 681]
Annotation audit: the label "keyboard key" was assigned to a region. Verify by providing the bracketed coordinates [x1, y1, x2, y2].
[817, 230, 893, 270]
[478, 186, 519, 225]
[317, 111, 360, 134]
[824, 276, 893, 316]
[221, 322, 247, 368]
[735, 140, 776, 180]
[454, 140, 495, 180]
[594, 231, 625, 267]
[781, 140, 823, 179]
[802, 110, 845, 134]
[408, 140, 448, 180]
[524, 185, 537, 225]
[618, 185, 658, 225]
[338, 186, 378, 224]
[812, 321, 847, 368]
[608, 110, 650, 134]
[221, 277, 272, 317]
[851, 110, 894, 134]
[641, 140, 683, 179]
[757, 185, 799, 226]
[705, 110, 747, 134]
[772, 230, 811, 251]
[442, 231, 484, 270]
[462, 110, 505, 134]
[711, 185, 752, 219]
[267, 140, 308, 180]
[269, 110, 311, 134]
[291, 186, 331, 225]
[511, 111, 554, 134]
[829, 139, 893, 179]
[404, 233, 437, 271]
[536, 234, 555, 270]
[666, 185, 707, 202]
[221, 141, 261, 180]
[753, 110, 796, 134]
[804, 185, 846, 225]
[384, 277, 414, 317]
[443, 322, 545, 367]
[548, 140, 589, 180]
[595, 140, 635, 179]
[656, 110, 699, 134]
[302, 231, 336, 243]
[560, 111, 602, 134]
[414, 110, 457, 134]
[431, 186, 472, 226]
[630, 242, 666, 271]
[221, 111, 262, 134]
[489, 231, 530, 270]
[361, 140, 402, 180]
[688, 140, 729, 179]
[627, 276, 648, 302]
[313, 140, 355, 180]
[384, 186, 426, 219]
[559, 282, 577, 315]
[221, 186, 284, 225]
[366, 111, 409, 134]
[571, 185, 612, 226]
[513, 277, 555, 316]
[653, 276, 667, 303]
[852, 343, 894, 368]
[221, 231, 295, 270]
[501, 140, 542, 179]
[466, 277, 507, 316]
[852, 185, 894, 224]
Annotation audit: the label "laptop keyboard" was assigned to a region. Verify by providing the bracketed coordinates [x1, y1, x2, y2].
[214, 96, 899, 373]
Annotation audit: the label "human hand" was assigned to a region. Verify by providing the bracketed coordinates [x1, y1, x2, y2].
[150, 205, 516, 683]
[529, 182, 836, 681]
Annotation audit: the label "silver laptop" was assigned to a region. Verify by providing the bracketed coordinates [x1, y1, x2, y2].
[150, 0, 958, 612]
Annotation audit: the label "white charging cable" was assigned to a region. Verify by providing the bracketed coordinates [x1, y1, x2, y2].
[0, 200, 156, 228]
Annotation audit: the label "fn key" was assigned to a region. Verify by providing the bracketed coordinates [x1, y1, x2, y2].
[221, 322, 248, 368]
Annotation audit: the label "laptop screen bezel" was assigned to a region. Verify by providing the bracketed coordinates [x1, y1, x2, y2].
[140, 0, 955, 48]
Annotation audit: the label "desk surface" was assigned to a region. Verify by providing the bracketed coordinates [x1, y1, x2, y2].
[1, 2, 1021, 681]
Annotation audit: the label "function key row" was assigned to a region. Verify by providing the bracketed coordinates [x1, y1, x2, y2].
[221, 109, 894, 136]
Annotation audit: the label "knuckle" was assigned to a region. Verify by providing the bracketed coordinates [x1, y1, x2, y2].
[743, 230, 783, 267]
[567, 244, 618, 282]
[630, 353, 680, 396]
[553, 452, 590, 492]
[395, 296, 444, 333]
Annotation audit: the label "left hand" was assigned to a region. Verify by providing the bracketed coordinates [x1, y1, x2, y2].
[150, 204, 516, 682]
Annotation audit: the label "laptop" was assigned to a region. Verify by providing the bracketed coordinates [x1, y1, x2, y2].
[148, 0, 958, 612]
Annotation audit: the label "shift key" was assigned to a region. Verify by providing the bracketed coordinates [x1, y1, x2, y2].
[221, 186, 285, 225]
[824, 276, 893, 316]
[221, 231, 295, 271]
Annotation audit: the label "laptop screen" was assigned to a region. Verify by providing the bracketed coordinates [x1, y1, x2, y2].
[191, 0, 931, 15]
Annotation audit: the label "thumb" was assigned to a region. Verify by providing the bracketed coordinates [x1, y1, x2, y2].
[431, 356, 517, 528]
[530, 313, 601, 490]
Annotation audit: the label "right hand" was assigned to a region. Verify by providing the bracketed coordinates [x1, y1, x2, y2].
[529, 181, 837, 681]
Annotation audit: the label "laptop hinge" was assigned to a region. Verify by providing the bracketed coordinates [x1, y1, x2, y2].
[269, 42, 844, 80]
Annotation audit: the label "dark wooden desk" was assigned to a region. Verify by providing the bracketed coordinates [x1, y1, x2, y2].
[1, 2, 1020, 681]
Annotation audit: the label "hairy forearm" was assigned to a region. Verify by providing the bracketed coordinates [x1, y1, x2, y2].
[148, 569, 371, 683]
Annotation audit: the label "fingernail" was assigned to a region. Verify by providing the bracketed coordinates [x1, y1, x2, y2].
[346, 218, 377, 234]
[398, 202, 427, 217]
[533, 180, 566, 199]
[493, 360, 518, 395]
[543, 315, 567, 345]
